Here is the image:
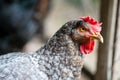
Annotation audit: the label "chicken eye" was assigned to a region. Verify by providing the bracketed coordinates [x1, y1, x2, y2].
[79, 27, 86, 32]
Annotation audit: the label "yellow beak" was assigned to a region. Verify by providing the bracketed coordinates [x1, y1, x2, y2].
[90, 33, 104, 43]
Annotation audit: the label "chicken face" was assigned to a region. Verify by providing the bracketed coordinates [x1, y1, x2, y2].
[71, 16, 103, 54]
[71, 20, 103, 43]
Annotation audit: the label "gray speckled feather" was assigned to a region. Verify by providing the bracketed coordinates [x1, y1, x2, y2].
[0, 20, 84, 80]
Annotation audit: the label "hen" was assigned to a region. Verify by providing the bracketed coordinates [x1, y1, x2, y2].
[0, 16, 103, 80]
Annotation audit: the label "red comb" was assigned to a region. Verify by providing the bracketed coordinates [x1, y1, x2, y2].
[81, 16, 102, 32]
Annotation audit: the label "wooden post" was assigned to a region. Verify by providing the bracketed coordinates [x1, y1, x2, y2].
[95, 0, 118, 80]
[112, 0, 120, 79]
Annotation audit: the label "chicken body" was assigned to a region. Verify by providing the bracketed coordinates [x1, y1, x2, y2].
[0, 21, 84, 80]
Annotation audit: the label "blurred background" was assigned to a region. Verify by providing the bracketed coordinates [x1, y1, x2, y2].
[0, 0, 119, 80]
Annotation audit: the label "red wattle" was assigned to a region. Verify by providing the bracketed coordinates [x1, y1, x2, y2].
[80, 40, 95, 54]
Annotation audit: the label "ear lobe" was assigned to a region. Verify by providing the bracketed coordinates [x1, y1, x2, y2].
[71, 29, 80, 42]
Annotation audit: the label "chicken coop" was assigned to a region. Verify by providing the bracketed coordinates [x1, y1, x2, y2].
[0, 0, 120, 80]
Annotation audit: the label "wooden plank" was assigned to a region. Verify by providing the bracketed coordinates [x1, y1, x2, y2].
[95, 0, 118, 80]
[112, 0, 120, 79]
